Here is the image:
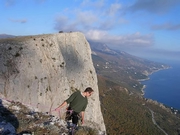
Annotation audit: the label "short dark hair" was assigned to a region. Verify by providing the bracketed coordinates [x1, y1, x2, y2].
[84, 87, 94, 93]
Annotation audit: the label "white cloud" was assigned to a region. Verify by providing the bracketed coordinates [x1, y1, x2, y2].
[85, 29, 108, 40]
[54, 10, 98, 32]
[54, 1, 126, 31]
[54, 1, 154, 48]
[85, 30, 153, 47]
[106, 3, 122, 16]
[76, 11, 98, 27]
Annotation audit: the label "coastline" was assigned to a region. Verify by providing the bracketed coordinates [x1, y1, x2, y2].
[139, 66, 170, 96]
[138, 65, 180, 111]
[140, 85, 146, 96]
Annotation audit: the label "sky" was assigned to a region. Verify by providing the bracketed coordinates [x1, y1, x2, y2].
[1, 0, 180, 63]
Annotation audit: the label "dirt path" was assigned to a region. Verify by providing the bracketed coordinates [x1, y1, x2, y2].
[148, 108, 168, 135]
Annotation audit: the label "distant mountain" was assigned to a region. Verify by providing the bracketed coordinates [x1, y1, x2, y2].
[88, 40, 118, 55]
[0, 34, 15, 39]
[89, 41, 169, 95]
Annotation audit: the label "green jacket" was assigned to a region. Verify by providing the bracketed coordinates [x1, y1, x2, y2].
[66, 91, 88, 113]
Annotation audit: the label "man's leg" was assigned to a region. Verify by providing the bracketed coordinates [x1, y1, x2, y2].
[70, 112, 79, 134]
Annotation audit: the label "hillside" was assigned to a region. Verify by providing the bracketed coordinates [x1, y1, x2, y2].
[89, 41, 180, 135]
[89, 40, 169, 95]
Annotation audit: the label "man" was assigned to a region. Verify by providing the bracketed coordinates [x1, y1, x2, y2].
[55, 87, 94, 128]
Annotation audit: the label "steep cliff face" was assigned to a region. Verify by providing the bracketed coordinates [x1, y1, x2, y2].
[0, 32, 106, 132]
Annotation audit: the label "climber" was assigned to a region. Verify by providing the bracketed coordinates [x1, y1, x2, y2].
[54, 87, 94, 129]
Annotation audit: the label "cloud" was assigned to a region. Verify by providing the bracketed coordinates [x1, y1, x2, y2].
[86, 30, 153, 47]
[85, 29, 107, 40]
[54, 16, 78, 32]
[55, 15, 153, 48]
[129, 0, 180, 14]
[54, 1, 153, 48]
[9, 18, 27, 23]
[76, 11, 98, 27]
[106, 3, 122, 16]
[151, 23, 180, 31]
[54, 10, 98, 32]
[99, 20, 115, 30]
[54, 1, 127, 31]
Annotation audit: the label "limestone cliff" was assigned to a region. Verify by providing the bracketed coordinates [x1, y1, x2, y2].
[0, 32, 106, 132]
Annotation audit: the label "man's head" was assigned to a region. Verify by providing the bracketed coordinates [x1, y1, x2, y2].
[84, 87, 94, 97]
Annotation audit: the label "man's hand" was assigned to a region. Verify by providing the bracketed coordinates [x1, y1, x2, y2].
[81, 119, 84, 125]
[54, 101, 67, 112]
[54, 107, 60, 112]
[81, 111, 85, 125]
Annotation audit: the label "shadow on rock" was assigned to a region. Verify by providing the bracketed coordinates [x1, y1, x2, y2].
[17, 130, 33, 135]
[0, 98, 19, 135]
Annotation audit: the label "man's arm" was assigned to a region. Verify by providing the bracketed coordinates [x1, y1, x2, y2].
[54, 91, 78, 111]
[55, 101, 67, 111]
[81, 111, 85, 125]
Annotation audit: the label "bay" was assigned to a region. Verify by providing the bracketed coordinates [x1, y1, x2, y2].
[142, 61, 180, 110]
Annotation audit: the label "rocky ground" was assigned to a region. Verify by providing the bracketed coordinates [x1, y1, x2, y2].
[0, 98, 100, 135]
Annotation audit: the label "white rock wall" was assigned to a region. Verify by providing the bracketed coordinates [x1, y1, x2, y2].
[0, 32, 106, 132]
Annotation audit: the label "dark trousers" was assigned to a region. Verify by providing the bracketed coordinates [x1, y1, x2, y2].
[66, 107, 79, 125]
[71, 111, 79, 125]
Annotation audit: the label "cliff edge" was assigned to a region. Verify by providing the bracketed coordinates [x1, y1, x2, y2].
[0, 32, 106, 132]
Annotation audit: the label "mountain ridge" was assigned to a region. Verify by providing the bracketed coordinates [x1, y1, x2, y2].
[0, 34, 16, 39]
[89, 40, 170, 95]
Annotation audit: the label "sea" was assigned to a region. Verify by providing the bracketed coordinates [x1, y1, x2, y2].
[141, 59, 180, 110]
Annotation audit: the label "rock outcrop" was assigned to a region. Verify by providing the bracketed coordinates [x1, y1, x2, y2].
[0, 32, 106, 132]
